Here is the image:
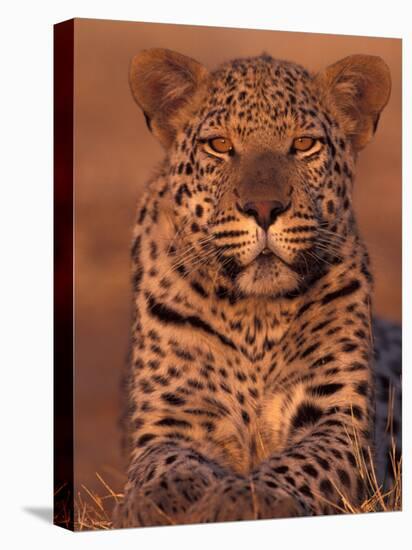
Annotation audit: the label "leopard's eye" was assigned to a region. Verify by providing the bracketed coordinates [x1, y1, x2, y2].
[208, 137, 234, 154]
[292, 137, 316, 152]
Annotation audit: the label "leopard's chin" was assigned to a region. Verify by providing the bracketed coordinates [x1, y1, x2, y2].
[235, 252, 301, 297]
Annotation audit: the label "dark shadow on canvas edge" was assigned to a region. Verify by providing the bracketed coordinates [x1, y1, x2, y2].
[23, 507, 53, 524]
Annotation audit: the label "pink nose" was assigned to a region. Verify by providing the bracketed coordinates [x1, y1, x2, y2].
[242, 200, 287, 229]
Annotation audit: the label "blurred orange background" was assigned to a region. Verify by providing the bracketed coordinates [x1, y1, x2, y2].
[73, 18, 401, 507]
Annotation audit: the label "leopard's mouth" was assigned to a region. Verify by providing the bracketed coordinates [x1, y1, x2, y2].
[254, 247, 296, 271]
[254, 248, 278, 267]
[217, 240, 308, 293]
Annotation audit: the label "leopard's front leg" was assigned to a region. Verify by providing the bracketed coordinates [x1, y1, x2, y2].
[254, 409, 370, 518]
[114, 443, 228, 527]
[114, 320, 260, 528]
[114, 332, 238, 528]
[254, 280, 375, 516]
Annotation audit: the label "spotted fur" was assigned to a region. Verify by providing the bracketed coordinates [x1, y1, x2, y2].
[114, 50, 401, 527]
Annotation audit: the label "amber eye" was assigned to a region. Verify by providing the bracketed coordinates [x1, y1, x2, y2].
[292, 137, 316, 152]
[208, 137, 234, 155]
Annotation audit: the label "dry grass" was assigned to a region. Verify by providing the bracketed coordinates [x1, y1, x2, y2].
[56, 442, 400, 531]
[75, 473, 124, 531]
[315, 437, 401, 516]
[54, 473, 124, 531]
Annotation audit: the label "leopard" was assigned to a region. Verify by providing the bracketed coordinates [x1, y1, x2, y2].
[114, 49, 401, 528]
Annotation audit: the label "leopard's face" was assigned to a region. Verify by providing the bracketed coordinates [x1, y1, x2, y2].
[131, 50, 389, 297]
[168, 57, 355, 297]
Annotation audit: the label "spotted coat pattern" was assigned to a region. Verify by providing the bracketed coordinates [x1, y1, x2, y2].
[114, 51, 401, 527]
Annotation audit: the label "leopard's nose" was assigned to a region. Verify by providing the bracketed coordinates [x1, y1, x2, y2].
[242, 200, 289, 230]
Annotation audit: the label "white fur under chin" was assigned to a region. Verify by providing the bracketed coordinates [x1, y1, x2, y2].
[235, 258, 300, 297]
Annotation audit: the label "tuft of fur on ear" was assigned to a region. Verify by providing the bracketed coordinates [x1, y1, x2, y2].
[129, 48, 209, 148]
[316, 55, 391, 151]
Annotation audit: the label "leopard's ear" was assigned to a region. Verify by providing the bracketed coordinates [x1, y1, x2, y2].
[129, 48, 209, 148]
[316, 55, 391, 151]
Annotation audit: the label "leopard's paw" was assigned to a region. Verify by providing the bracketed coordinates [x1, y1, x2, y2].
[188, 476, 309, 524]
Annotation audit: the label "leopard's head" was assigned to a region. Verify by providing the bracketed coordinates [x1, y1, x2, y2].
[130, 49, 390, 297]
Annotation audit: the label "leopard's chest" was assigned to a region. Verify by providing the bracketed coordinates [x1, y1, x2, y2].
[201, 346, 296, 473]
